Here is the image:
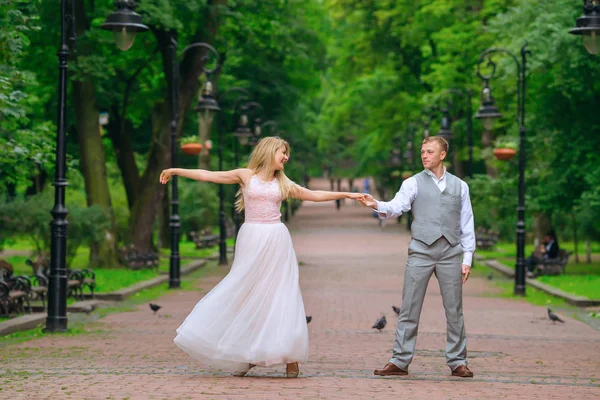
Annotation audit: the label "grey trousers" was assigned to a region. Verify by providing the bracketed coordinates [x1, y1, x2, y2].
[389, 237, 467, 370]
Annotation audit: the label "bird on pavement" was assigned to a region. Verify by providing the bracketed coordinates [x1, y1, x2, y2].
[149, 303, 162, 314]
[306, 316, 312, 324]
[392, 305, 400, 316]
[547, 308, 564, 323]
[487, 272, 493, 281]
[372, 315, 387, 331]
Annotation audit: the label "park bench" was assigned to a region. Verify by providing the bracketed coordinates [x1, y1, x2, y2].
[118, 245, 159, 271]
[0, 260, 32, 316]
[26, 257, 96, 300]
[476, 228, 499, 250]
[534, 249, 572, 276]
[189, 230, 219, 249]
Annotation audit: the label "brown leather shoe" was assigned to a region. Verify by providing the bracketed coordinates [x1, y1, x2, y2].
[451, 365, 474, 378]
[374, 363, 408, 376]
[286, 362, 299, 378]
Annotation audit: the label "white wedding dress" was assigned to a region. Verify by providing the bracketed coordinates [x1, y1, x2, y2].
[173, 175, 309, 373]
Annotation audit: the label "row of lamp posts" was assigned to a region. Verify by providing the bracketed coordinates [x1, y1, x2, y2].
[45, 1, 600, 331]
[386, 1, 599, 297]
[45, 0, 280, 331]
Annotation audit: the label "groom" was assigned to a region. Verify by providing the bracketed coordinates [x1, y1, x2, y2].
[359, 136, 475, 378]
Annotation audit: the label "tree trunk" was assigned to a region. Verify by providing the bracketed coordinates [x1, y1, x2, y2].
[586, 239, 592, 263]
[124, 0, 229, 252]
[533, 213, 552, 247]
[72, 0, 119, 268]
[107, 106, 140, 210]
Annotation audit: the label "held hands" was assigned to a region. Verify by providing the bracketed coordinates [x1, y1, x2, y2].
[159, 169, 175, 184]
[357, 194, 377, 208]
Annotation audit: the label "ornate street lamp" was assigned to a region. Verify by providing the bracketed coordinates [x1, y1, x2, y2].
[234, 114, 253, 147]
[201, 87, 250, 263]
[248, 117, 262, 146]
[159, 42, 220, 288]
[45, 0, 147, 333]
[437, 105, 453, 140]
[476, 42, 531, 296]
[422, 106, 438, 139]
[101, 0, 149, 51]
[437, 89, 474, 177]
[195, 77, 225, 265]
[236, 102, 263, 148]
[474, 80, 503, 131]
[569, 0, 600, 55]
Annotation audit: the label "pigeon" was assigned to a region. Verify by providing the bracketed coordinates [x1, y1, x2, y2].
[149, 303, 162, 314]
[487, 272, 493, 281]
[372, 315, 387, 331]
[306, 316, 312, 324]
[547, 308, 564, 323]
[392, 305, 401, 316]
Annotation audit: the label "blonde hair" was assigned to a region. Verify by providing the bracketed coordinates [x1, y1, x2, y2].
[422, 136, 449, 153]
[235, 136, 299, 211]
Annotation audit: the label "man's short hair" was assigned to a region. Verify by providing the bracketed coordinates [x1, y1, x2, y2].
[422, 136, 449, 153]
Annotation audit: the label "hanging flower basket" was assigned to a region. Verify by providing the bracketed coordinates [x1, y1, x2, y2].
[493, 148, 516, 161]
[181, 143, 203, 155]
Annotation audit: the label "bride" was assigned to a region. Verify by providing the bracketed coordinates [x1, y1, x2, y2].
[159, 136, 361, 378]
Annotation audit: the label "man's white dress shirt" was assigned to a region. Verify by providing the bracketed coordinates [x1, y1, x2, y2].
[375, 168, 475, 266]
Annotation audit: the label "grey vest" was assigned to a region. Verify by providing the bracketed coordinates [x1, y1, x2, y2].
[410, 170, 462, 246]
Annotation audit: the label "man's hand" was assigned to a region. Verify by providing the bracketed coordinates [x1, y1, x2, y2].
[358, 193, 378, 208]
[462, 264, 471, 284]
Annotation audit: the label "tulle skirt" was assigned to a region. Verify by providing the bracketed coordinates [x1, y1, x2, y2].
[174, 222, 309, 373]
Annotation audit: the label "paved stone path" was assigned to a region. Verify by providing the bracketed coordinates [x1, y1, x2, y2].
[1, 178, 599, 399]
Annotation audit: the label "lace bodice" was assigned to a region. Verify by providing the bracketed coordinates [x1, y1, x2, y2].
[242, 175, 282, 223]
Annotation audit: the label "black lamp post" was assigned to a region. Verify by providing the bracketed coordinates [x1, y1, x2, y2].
[165, 42, 220, 288]
[204, 87, 250, 264]
[195, 67, 224, 266]
[44, 0, 146, 333]
[422, 106, 438, 139]
[475, 42, 530, 296]
[103, 8, 220, 287]
[436, 89, 474, 178]
[249, 117, 262, 147]
[569, 0, 600, 55]
[232, 101, 262, 234]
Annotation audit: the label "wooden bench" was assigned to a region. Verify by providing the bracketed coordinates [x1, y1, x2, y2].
[0, 260, 32, 316]
[189, 230, 219, 249]
[535, 249, 572, 276]
[118, 245, 159, 271]
[26, 257, 96, 300]
[476, 228, 499, 251]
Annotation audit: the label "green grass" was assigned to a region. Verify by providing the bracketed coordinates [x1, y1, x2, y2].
[472, 264, 570, 307]
[1, 260, 220, 346]
[2, 239, 224, 293]
[480, 241, 600, 259]
[537, 274, 600, 299]
[478, 242, 600, 300]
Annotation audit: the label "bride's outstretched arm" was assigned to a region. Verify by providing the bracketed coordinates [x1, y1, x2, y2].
[160, 168, 251, 185]
[293, 186, 362, 202]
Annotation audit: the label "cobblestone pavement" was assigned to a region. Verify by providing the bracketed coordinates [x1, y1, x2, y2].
[1, 179, 599, 399]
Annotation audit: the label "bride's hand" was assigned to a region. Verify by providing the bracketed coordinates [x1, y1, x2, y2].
[347, 192, 363, 200]
[160, 169, 175, 184]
